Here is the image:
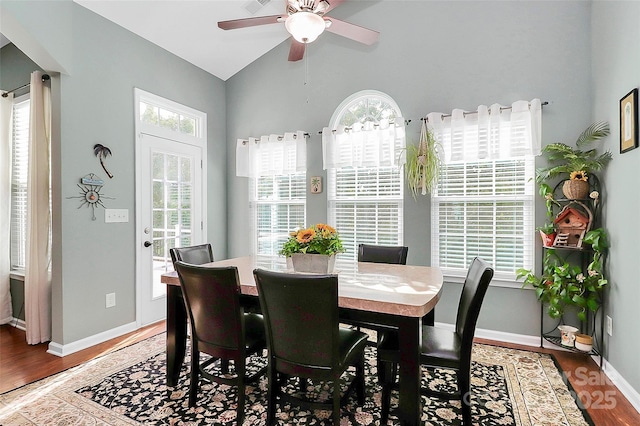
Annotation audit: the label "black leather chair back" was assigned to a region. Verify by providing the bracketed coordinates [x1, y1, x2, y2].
[253, 269, 339, 375]
[455, 257, 494, 355]
[174, 262, 244, 358]
[358, 244, 408, 265]
[170, 243, 214, 266]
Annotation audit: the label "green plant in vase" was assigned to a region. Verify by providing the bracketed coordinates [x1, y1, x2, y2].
[404, 122, 441, 199]
[517, 227, 608, 320]
[536, 121, 612, 200]
[536, 183, 560, 247]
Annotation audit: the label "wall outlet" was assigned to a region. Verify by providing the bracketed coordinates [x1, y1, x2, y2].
[105, 209, 129, 223]
[106, 292, 116, 308]
[606, 315, 613, 336]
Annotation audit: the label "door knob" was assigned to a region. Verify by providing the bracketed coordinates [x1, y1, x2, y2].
[144, 241, 152, 247]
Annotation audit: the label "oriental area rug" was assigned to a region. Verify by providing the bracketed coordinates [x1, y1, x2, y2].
[0, 333, 593, 425]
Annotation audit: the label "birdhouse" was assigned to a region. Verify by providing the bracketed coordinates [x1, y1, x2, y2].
[553, 206, 591, 247]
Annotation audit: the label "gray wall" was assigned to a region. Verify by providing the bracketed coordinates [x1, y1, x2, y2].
[1, 0, 228, 344]
[591, 0, 640, 397]
[226, 1, 593, 336]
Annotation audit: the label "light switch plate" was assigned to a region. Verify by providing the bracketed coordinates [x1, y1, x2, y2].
[105, 209, 129, 223]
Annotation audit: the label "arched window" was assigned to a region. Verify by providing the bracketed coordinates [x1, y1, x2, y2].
[326, 90, 405, 262]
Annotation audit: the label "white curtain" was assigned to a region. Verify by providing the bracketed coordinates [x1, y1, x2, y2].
[322, 118, 406, 170]
[24, 71, 51, 344]
[236, 130, 307, 177]
[426, 99, 541, 162]
[0, 93, 13, 324]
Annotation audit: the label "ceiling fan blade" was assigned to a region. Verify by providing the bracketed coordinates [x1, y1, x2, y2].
[325, 17, 379, 45]
[325, 0, 346, 13]
[288, 39, 306, 61]
[218, 15, 283, 30]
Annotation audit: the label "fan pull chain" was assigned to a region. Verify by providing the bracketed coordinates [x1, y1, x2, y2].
[304, 44, 310, 103]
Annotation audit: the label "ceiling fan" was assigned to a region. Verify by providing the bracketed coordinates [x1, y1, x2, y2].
[218, 0, 379, 62]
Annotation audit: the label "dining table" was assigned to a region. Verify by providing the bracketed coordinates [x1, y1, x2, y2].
[160, 255, 443, 426]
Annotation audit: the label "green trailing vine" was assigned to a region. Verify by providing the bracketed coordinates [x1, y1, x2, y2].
[405, 121, 442, 199]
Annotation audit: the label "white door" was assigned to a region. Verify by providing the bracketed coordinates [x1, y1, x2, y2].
[136, 133, 203, 325]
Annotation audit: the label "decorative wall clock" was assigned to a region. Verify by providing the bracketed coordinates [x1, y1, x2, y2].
[67, 173, 114, 220]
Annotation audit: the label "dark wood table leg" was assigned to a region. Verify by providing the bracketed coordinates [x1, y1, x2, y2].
[397, 315, 422, 426]
[422, 308, 435, 326]
[166, 285, 187, 387]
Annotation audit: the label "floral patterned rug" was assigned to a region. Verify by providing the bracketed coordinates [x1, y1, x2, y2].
[0, 333, 593, 425]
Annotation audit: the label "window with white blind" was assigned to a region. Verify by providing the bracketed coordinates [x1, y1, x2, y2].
[246, 132, 307, 263]
[430, 102, 539, 283]
[327, 91, 405, 262]
[251, 174, 306, 263]
[9, 95, 30, 272]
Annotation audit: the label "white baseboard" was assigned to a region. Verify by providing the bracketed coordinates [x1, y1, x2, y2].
[601, 358, 640, 415]
[3, 317, 26, 331]
[47, 321, 138, 357]
[434, 321, 640, 416]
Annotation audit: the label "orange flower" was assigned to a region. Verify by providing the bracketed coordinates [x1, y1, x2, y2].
[570, 170, 588, 181]
[296, 228, 316, 243]
[316, 223, 336, 236]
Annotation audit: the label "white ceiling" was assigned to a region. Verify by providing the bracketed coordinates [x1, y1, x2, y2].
[74, 0, 294, 81]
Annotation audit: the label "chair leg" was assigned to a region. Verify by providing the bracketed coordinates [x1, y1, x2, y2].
[266, 367, 277, 426]
[221, 359, 230, 374]
[356, 354, 365, 405]
[380, 360, 396, 425]
[237, 362, 246, 425]
[333, 377, 341, 425]
[189, 349, 200, 407]
[457, 371, 472, 426]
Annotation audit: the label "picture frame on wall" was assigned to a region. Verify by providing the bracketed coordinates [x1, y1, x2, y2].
[620, 88, 638, 153]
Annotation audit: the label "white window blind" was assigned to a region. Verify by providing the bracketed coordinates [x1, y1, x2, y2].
[10, 96, 30, 271]
[327, 91, 405, 263]
[252, 174, 306, 263]
[247, 131, 307, 263]
[430, 101, 539, 282]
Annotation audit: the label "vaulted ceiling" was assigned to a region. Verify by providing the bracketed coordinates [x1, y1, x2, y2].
[73, 0, 297, 81]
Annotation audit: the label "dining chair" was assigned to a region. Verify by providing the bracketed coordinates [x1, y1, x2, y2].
[174, 261, 267, 425]
[357, 243, 408, 265]
[253, 268, 369, 425]
[169, 243, 214, 265]
[377, 257, 494, 425]
[356, 244, 410, 373]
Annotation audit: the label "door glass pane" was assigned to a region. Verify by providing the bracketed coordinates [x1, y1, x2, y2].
[152, 151, 194, 298]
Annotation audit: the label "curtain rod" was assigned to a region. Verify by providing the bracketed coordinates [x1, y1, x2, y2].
[1, 74, 50, 98]
[240, 132, 310, 145]
[421, 101, 548, 121]
[316, 118, 412, 135]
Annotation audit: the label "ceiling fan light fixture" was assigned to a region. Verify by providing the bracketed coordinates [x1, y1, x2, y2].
[285, 11, 325, 43]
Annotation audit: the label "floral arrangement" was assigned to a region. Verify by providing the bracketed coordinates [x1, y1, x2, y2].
[279, 223, 345, 257]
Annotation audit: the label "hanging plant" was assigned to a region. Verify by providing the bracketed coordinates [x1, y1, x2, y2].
[405, 121, 441, 199]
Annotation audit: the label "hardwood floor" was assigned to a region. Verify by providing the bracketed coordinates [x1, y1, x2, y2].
[1, 323, 638, 425]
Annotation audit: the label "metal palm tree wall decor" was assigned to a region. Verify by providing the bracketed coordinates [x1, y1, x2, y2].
[93, 143, 114, 178]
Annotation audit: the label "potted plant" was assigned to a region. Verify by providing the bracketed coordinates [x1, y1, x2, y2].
[404, 122, 441, 199]
[537, 183, 560, 247]
[536, 121, 612, 200]
[517, 227, 608, 321]
[280, 223, 345, 273]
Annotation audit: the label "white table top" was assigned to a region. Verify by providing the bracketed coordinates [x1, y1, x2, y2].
[161, 256, 443, 318]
